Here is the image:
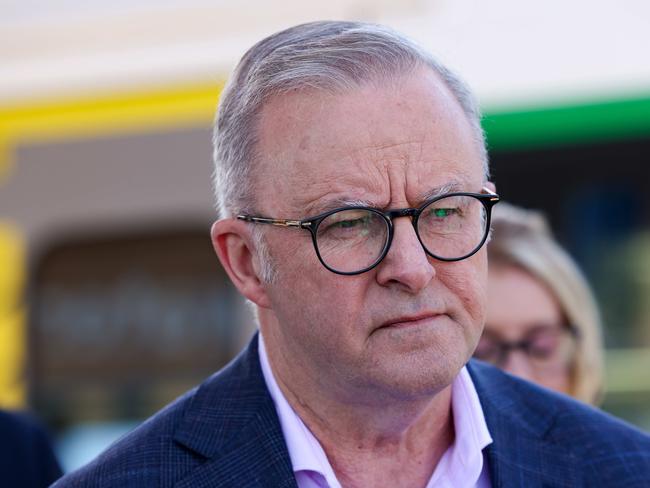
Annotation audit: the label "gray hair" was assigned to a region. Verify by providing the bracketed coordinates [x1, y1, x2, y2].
[212, 20, 488, 219]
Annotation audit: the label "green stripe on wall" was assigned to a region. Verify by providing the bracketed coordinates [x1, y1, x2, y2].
[483, 95, 650, 152]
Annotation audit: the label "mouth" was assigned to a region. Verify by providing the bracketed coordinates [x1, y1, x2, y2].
[378, 313, 445, 330]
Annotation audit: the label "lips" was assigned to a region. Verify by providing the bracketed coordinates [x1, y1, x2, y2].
[378, 312, 444, 330]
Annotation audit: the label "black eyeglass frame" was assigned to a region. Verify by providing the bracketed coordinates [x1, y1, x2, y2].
[474, 324, 580, 367]
[237, 187, 500, 275]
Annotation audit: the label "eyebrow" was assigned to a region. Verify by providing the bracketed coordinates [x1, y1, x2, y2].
[305, 181, 469, 217]
[305, 197, 376, 216]
[416, 181, 465, 203]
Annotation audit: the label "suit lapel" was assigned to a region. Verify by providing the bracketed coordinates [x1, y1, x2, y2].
[174, 407, 298, 488]
[172, 334, 298, 488]
[168, 341, 583, 487]
[467, 360, 582, 487]
[483, 418, 581, 487]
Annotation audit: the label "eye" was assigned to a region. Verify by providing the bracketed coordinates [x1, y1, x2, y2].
[422, 205, 462, 223]
[421, 195, 466, 221]
[318, 210, 379, 239]
[525, 328, 562, 359]
[473, 330, 503, 362]
[335, 217, 366, 228]
[431, 207, 457, 218]
[473, 337, 499, 361]
[325, 213, 370, 230]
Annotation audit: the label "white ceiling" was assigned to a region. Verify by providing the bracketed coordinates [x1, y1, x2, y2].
[1, 0, 649, 109]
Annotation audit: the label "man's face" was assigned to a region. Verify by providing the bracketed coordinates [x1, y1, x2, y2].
[253, 68, 489, 402]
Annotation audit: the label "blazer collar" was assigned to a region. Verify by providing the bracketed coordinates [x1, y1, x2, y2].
[467, 360, 582, 487]
[170, 338, 582, 487]
[172, 333, 298, 488]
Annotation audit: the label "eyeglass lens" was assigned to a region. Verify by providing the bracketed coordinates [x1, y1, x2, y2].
[314, 195, 488, 273]
[417, 195, 487, 260]
[474, 326, 575, 369]
[315, 209, 389, 274]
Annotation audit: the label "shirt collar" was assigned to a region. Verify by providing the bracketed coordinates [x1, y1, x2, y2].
[258, 332, 492, 488]
[427, 366, 493, 487]
[258, 332, 342, 487]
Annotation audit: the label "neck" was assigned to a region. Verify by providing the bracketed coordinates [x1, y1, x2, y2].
[260, 323, 455, 487]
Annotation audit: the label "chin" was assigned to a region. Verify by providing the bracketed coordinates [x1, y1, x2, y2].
[362, 347, 467, 402]
[366, 321, 471, 387]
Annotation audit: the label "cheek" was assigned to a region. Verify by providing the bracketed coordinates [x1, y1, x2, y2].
[269, 235, 370, 330]
[268, 269, 374, 372]
[542, 371, 572, 397]
[439, 252, 488, 321]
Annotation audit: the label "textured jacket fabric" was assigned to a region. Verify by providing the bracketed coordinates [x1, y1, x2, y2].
[0, 409, 62, 487]
[53, 334, 650, 487]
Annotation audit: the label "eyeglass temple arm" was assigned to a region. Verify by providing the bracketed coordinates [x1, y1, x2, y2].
[481, 186, 499, 201]
[237, 215, 311, 228]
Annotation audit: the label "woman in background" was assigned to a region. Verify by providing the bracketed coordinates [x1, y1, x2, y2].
[476, 202, 604, 405]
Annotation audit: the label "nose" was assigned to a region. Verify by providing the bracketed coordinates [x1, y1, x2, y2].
[375, 217, 435, 293]
[502, 350, 536, 383]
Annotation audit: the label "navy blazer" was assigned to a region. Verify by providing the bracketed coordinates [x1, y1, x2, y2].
[54, 335, 650, 487]
[0, 409, 62, 487]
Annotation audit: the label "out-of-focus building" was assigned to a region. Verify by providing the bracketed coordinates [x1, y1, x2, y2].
[1, 0, 649, 470]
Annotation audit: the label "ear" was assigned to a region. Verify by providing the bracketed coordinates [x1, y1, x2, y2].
[485, 181, 497, 193]
[211, 219, 272, 309]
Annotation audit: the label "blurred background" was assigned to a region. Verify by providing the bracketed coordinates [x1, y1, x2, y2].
[1, 0, 649, 473]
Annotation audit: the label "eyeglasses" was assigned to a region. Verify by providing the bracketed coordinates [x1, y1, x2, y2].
[473, 324, 579, 370]
[237, 187, 499, 275]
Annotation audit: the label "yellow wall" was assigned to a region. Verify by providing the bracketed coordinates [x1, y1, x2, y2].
[0, 82, 223, 178]
[0, 223, 26, 408]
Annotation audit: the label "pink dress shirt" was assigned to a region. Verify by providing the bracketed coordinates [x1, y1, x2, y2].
[259, 333, 493, 488]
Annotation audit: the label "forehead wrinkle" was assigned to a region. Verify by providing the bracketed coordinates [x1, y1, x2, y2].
[286, 157, 387, 212]
[370, 139, 426, 154]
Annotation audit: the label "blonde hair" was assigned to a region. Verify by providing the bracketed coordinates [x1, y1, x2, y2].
[488, 202, 604, 404]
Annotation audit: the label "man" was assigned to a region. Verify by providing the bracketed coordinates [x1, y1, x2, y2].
[55, 21, 650, 487]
